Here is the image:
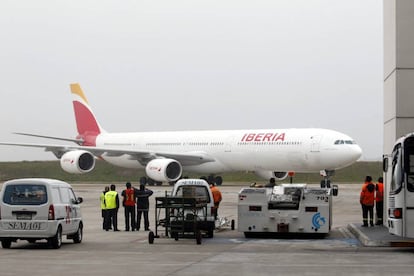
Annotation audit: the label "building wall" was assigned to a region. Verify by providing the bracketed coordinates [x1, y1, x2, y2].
[384, 0, 414, 225]
[384, 0, 414, 151]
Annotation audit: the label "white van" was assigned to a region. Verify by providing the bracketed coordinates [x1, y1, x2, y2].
[0, 178, 83, 249]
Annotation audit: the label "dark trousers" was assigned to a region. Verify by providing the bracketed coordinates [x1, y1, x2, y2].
[137, 210, 149, 230]
[102, 209, 109, 230]
[124, 206, 136, 231]
[106, 208, 118, 231]
[362, 204, 374, 226]
[376, 201, 384, 225]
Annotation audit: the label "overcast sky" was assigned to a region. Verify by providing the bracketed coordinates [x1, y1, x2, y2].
[0, 0, 383, 162]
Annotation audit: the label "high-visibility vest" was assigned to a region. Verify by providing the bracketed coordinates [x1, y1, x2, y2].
[210, 186, 222, 205]
[360, 182, 375, 206]
[124, 188, 136, 206]
[100, 192, 107, 210]
[376, 182, 384, 202]
[105, 191, 118, 209]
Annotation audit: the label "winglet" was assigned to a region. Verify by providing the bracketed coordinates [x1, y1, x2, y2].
[70, 83, 105, 146]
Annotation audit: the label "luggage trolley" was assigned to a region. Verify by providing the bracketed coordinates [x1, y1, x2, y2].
[148, 196, 208, 244]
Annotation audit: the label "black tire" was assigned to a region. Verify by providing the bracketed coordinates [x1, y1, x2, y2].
[139, 177, 147, 185]
[231, 219, 235, 230]
[148, 231, 155, 244]
[215, 176, 223, 186]
[207, 229, 214, 238]
[1, 239, 11, 249]
[50, 226, 62, 249]
[148, 178, 155, 186]
[196, 230, 202, 245]
[73, 222, 83, 244]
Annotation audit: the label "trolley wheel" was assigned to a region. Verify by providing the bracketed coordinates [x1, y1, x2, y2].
[196, 230, 202, 245]
[148, 231, 155, 244]
[231, 219, 235, 230]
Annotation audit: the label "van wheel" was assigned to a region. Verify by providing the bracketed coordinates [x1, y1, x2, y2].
[1, 239, 11, 249]
[73, 222, 83, 244]
[50, 226, 62, 249]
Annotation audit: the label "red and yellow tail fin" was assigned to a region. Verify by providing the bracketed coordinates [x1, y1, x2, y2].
[70, 83, 105, 146]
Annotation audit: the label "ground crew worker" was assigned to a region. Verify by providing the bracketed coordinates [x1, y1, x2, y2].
[121, 182, 137, 231]
[100, 186, 110, 230]
[375, 177, 384, 225]
[360, 176, 375, 227]
[105, 184, 120, 231]
[136, 184, 153, 231]
[209, 181, 222, 220]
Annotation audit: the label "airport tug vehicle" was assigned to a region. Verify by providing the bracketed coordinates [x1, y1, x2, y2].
[238, 184, 338, 237]
[148, 179, 216, 245]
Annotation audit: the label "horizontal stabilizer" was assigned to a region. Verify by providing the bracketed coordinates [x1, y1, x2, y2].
[13, 132, 83, 145]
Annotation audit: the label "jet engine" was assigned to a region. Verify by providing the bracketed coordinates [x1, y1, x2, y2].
[254, 170, 289, 181]
[60, 150, 96, 174]
[145, 158, 182, 182]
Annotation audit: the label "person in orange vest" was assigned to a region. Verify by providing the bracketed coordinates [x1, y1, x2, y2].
[375, 177, 384, 225]
[209, 180, 222, 220]
[360, 176, 375, 227]
[121, 182, 137, 231]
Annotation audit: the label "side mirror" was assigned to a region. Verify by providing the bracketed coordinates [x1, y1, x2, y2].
[383, 155, 388, 172]
[72, 197, 83, 204]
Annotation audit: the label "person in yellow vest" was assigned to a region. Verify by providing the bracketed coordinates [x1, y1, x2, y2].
[121, 182, 137, 231]
[105, 184, 120, 231]
[100, 186, 110, 230]
[375, 177, 384, 225]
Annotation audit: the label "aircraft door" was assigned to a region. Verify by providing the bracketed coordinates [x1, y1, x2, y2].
[310, 135, 322, 152]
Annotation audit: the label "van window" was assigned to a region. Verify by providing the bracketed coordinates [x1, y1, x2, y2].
[59, 188, 70, 203]
[59, 187, 77, 204]
[175, 186, 211, 203]
[3, 184, 48, 205]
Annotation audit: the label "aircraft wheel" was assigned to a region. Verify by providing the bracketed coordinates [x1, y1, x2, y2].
[215, 176, 223, 186]
[231, 219, 235, 230]
[139, 177, 147, 185]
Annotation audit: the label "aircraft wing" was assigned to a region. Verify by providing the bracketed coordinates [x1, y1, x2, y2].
[0, 142, 215, 166]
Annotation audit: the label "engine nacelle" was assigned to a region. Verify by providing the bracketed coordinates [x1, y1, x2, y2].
[60, 150, 96, 174]
[145, 158, 182, 182]
[254, 170, 289, 181]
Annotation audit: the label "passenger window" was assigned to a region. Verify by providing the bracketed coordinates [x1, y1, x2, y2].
[59, 188, 70, 203]
[51, 188, 61, 204]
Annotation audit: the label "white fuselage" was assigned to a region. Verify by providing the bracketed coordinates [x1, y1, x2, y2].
[96, 128, 362, 174]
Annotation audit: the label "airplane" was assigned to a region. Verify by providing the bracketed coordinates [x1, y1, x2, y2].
[0, 83, 362, 185]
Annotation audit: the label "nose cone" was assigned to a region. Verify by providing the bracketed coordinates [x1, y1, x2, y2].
[352, 144, 363, 161]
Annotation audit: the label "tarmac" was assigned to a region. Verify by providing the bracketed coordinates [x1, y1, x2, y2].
[348, 223, 414, 247]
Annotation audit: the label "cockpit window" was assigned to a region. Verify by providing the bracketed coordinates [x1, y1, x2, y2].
[334, 140, 356, 145]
